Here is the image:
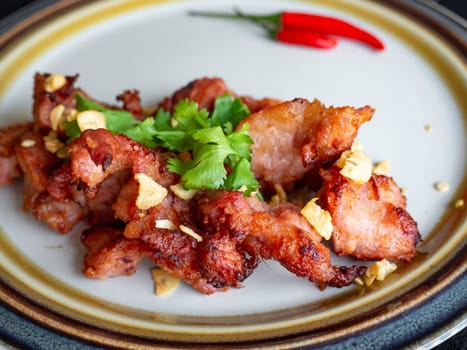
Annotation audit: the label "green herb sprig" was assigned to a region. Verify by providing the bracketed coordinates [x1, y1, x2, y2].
[67, 93, 259, 195]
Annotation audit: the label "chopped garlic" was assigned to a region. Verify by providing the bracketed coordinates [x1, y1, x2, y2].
[238, 185, 259, 198]
[56, 147, 69, 159]
[434, 181, 450, 192]
[454, 199, 464, 208]
[151, 268, 180, 296]
[269, 195, 280, 206]
[44, 74, 66, 92]
[170, 118, 179, 127]
[273, 183, 287, 203]
[63, 107, 78, 122]
[134, 173, 168, 210]
[300, 198, 333, 240]
[76, 110, 106, 132]
[372, 160, 391, 175]
[350, 140, 363, 151]
[21, 139, 36, 148]
[170, 183, 197, 200]
[49, 104, 66, 131]
[179, 224, 203, 242]
[335, 149, 372, 184]
[155, 219, 177, 230]
[363, 259, 397, 286]
[354, 277, 364, 286]
[43, 131, 64, 154]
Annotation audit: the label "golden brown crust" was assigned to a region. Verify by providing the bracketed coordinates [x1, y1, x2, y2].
[197, 191, 365, 288]
[319, 167, 421, 262]
[0, 122, 34, 185]
[239, 98, 373, 191]
[81, 226, 151, 279]
[157, 77, 232, 113]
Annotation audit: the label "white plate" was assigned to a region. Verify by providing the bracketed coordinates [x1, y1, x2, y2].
[0, 0, 465, 348]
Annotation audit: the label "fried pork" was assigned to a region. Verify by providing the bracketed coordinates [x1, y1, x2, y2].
[319, 167, 421, 262]
[0, 74, 422, 295]
[239, 98, 374, 191]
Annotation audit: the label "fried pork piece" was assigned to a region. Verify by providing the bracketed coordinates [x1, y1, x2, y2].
[14, 128, 128, 233]
[156, 77, 281, 115]
[114, 176, 243, 293]
[319, 168, 421, 262]
[33, 191, 85, 233]
[0, 122, 33, 186]
[87, 170, 132, 225]
[33, 73, 81, 130]
[33, 73, 145, 132]
[14, 130, 60, 203]
[157, 77, 232, 112]
[239, 96, 282, 114]
[117, 191, 223, 294]
[239, 98, 374, 191]
[197, 191, 365, 288]
[81, 225, 151, 279]
[197, 228, 260, 289]
[196, 191, 264, 288]
[68, 128, 178, 227]
[142, 223, 221, 295]
[13, 130, 87, 232]
[46, 160, 131, 229]
[117, 90, 145, 120]
[68, 128, 176, 196]
[69, 129, 221, 291]
[120, 190, 252, 292]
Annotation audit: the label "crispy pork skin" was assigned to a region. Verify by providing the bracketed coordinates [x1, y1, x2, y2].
[82, 226, 151, 279]
[240, 98, 373, 190]
[157, 77, 232, 112]
[0, 122, 33, 185]
[319, 168, 421, 262]
[197, 191, 365, 289]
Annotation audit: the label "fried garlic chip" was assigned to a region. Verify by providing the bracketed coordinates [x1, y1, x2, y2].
[151, 268, 180, 296]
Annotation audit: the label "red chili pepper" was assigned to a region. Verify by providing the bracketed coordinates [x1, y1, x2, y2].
[275, 28, 338, 49]
[189, 8, 384, 51]
[281, 12, 384, 50]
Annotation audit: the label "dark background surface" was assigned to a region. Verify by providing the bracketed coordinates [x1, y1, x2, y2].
[1, 0, 466, 21]
[0, 0, 465, 349]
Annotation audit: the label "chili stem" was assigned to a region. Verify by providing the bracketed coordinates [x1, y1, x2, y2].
[188, 8, 280, 24]
[189, 8, 280, 31]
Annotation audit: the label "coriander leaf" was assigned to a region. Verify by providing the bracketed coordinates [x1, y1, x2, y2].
[152, 108, 172, 130]
[172, 126, 235, 190]
[104, 109, 139, 133]
[75, 93, 140, 134]
[125, 114, 190, 151]
[71, 93, 260, 195]
[181, 143, 231, 189]
[75, 93, 105, 112]
[63, 120, 81, 143]
[210, 94, 250, 132]
[154, 130, 192, 151]
[226, 124, 253, 160]
[123, 117, 158, 147]
[172, 99, 209, 131]
[149, 108, 193, 151]
[167, 157, 195, 175]
[190, 126, 231, 148]
[224, 157, 259, 195]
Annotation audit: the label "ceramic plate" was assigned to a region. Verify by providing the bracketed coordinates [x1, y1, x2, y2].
[0, 0, 465, 348]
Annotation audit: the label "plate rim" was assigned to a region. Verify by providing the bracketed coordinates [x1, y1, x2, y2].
[0, 0, 466, 348]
